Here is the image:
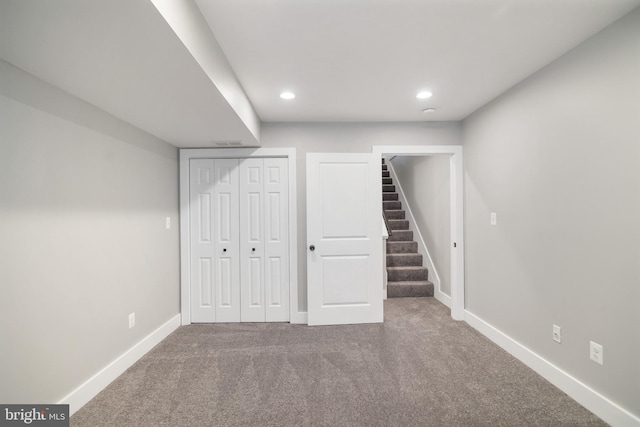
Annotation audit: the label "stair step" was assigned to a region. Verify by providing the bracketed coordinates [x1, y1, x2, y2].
[382, 193, 398, 201]
[386, 241, 417, 253]
[382, 177, 393, 185]
[386, 253, 423, 267]
[384, 210, 405, 220]
[387, 281, 434, 298]
[382, 171, 390, 178]
[382, 164, 387, 171]
[388, 230, 413, 241]
[388, 219, 409, 230]
[382, 184, 395, 193]
[383, 201, 401, 210]
[387, 266, 428, 282]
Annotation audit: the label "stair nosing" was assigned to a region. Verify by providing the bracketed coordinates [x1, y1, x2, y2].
[387, 280, 433, 285]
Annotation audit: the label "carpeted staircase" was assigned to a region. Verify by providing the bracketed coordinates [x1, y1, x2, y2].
[383, 159, 434, 298]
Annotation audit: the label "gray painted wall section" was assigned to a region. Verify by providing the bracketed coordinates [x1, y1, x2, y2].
[261, 122, 462, 311]
[0, 61, 180, 404]
[462, 9, 640, 417]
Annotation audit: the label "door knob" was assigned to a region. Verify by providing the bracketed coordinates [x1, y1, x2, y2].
[252, 248, 256, 252]
[223, 248, 227, 252]
[309, 245, 315, 251]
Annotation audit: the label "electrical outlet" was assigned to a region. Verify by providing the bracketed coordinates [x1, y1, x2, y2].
[590, 341, 603, 365]
[165, 217, 171, 229]
[552, 325, 561, 343]
[129, 312, 135, 329]
[490, 212, 497, 225]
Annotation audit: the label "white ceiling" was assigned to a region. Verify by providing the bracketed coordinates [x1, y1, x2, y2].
[195, 0, 640, 122]
[1, 0, 638, 147]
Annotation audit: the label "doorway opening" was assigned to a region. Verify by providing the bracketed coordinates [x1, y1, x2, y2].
[373, 146, 464, 320]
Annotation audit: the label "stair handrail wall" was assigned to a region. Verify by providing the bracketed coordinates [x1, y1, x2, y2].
[385, 161, 446, 304]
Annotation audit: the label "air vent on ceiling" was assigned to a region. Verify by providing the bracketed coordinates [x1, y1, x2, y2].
[213, 140, 242, 146]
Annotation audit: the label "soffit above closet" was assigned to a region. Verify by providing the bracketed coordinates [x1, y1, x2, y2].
[0, 0, 259, 147]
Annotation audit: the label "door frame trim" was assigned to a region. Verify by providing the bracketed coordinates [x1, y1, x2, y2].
[372, 145, 465, 320]
[179, 148, 299, 325]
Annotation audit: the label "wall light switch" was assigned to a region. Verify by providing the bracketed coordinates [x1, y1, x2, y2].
[165, 217, 171, 229]
[490, 212, 497, 226]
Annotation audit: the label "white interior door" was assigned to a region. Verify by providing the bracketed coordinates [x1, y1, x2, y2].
[189, 159, 216, 322]
[239, 158, 266, 321]
[190, 159, 241, 322]
[213, 159, 240, 322]
[264, 158, 290, 321]
[306, 153, 383, 326]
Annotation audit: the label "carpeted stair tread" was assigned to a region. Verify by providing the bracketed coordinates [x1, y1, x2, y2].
[387, 281, 434, 298]
[383, 184, 396, 192]
[388, 219, 409, 230]
[387, 241, 418, 253]
[383, 193, 398, 201]
[383, 201, 402, 210]
[384, 210, 405, 220]
[388, 230, 413, 241]
[386, 253, 423, 266]
[387, 266, 429, 281]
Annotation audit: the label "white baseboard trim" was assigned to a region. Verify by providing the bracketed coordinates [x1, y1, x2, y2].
[434, 289, 451, 308]
[59, 314, 181, 416]
[464, 310, 640, 427]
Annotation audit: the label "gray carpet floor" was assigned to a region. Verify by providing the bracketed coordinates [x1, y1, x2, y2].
[71, 298, 606, 426]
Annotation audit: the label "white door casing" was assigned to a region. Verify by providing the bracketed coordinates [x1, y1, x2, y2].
[180, 148, 299, 325]
[186, 153, 292, 323]
[372, 145, 465, 321]
[306, 153, 383, 326]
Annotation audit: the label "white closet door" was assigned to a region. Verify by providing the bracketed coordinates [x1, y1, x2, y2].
[239, 159, 266, 322]
[264, 158, 289, 322]
[213, 159, 240, 322]
[189, 159, 216, 322]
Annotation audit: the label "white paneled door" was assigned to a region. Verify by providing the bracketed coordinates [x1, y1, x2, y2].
[189, 157, 289, 323]
[306, 153, 383, 326]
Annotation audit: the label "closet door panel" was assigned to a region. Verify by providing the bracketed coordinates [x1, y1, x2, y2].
[239, 159, 265, 322]
[264, 158, 290, 321]
[189, 159, 216, 322]
[214, 159, 240, 322]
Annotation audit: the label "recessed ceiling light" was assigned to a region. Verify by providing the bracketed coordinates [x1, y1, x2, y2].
[416, 91, 433, 99]
[280, 91, 295, 100]
[422, 108, 436, 113]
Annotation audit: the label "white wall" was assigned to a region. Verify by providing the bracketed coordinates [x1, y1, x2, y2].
[390, 155, 451, 296]
[0, 60, 180, 404]
[261, 122, 461, 310]
[463, 8, 640, 419]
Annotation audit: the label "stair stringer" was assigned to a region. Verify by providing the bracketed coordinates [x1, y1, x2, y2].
[385, 160, 451, 307]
